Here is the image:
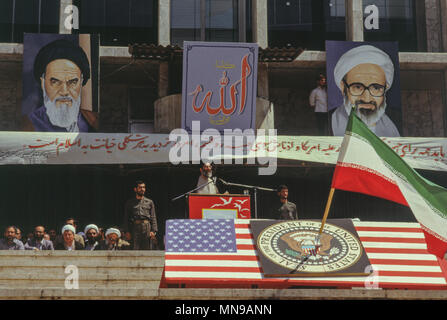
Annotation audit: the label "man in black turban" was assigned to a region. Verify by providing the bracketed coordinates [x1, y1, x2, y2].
[23, 39, 96, 132]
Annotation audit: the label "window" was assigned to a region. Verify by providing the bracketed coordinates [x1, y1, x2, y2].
[171, 0, 250, 47]
[363, 0, 418, 52]
[0, 0, 59, 43]
[128, 87, 157, 133]
[268, 0, 345, 50]
[74, 0, 157, 46]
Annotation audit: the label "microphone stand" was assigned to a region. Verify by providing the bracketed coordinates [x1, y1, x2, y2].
[218, 178, 275, 219]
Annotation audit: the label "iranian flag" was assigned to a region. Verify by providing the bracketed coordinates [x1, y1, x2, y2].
[331, 110, 447, 258]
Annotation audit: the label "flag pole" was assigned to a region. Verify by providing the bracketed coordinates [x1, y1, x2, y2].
[318, 187, 335, 235]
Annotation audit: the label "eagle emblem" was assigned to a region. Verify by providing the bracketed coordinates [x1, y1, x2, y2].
[280, 231, 333, 256]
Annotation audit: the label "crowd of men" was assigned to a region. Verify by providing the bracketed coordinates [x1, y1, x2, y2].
[0, 179, 159, 251]
[0, 218, 139, 251]
[1, 165, 298, 251]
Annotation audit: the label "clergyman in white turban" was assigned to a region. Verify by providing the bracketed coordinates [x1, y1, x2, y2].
[331, 45, 400, 137]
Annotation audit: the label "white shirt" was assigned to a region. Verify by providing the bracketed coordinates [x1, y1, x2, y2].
[309, 87, 328, 113]
[196, 175, 219, 194]
[331, 105, 400, 137]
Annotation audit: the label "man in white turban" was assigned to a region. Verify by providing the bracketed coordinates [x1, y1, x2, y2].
[84, 224, 100, 250]
[54, 224, 84, 250]
[331, 45, 400, 137]
[99, 227, 130, 250]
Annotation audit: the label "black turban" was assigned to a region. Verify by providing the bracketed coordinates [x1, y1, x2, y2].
[33, 39, 90, 86]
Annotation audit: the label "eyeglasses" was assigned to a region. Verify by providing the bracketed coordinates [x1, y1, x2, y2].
[343, 79, 386, 97]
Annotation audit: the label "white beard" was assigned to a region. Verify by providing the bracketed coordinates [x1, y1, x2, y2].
[343, 96, 386, 127]
[43, 87, 81, 132]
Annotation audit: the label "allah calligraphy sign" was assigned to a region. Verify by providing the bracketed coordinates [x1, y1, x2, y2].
[181, 42, 258, 133]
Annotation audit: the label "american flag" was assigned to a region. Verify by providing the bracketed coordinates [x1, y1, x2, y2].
[165, 219, 237, 253]
[164, 219, 447, 289]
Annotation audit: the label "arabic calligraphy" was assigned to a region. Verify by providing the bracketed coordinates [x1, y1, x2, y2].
[190, 54, 252, 117]
[216, 60, 235, 69]
[383, 138, 446, 162]
[2, 134, 446, 172]
[26, 135, 174, 155]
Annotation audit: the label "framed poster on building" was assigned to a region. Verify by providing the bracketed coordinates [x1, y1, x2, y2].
[21, 33, 99, 132]
[181, 41, 258, 134]
[326, 40, 402, 137]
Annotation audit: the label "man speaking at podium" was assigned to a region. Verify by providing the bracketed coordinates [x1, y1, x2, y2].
[196, 162, 221, 194]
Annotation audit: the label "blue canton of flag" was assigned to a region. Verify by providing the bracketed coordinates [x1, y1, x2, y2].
[165, 219, 237, 253]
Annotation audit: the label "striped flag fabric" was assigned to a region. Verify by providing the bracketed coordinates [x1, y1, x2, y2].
[163, 219, 447, 289]
[331, 110, 447, 258]
[165, 219, 237, 253]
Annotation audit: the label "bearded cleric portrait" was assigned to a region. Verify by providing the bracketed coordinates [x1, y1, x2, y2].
[326, 41, 401, 137]
[21, 34, 99, 132]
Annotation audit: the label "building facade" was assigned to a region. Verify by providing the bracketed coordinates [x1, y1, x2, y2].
[0, 0, 446, 136]
[0, 0, 446, 236]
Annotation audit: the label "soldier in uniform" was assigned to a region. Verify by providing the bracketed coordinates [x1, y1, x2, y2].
[123, 180, 158, 250]
[275, 185, 298, 220]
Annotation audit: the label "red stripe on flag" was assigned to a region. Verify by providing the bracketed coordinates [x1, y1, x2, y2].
[165, 266, 261, 273]
[377, 270, 445, 278]
[331, 164, 408, 206]
[165, 254, 259, 261]
[237, 244, 256, 250]
[364, 248, 429, 254]
[369, 259, 439, 266]
[236, 234, 253, 239]
[356, 226, 423, 233]
[360, 237, 426, 243]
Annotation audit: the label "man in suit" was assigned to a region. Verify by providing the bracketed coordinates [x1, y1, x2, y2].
[24, 225, 54, 250]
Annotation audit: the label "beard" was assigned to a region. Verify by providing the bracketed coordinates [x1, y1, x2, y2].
[202, 170, 213, 179]
[43, 88, 81, 132]
[343, 95, 387, 127]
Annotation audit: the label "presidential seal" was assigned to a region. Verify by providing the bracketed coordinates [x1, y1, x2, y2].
[256, 220, 364, 274]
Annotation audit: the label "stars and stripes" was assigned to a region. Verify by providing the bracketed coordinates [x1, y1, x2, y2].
[164, 219, 447, 289]
[165, 219, 237, 253]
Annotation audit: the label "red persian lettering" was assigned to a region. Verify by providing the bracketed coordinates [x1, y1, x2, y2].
[190, 54, 252, 116]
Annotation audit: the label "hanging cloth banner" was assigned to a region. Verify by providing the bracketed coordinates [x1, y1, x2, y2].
[0, 131, 446, 172]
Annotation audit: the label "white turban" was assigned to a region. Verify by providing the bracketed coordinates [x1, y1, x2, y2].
[61, 224, 76, 235]
[334, 45, 394, 91]
[84, 224, 99, 234]
[105, 228, 121, 238]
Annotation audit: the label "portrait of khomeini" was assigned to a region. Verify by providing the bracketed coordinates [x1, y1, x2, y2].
[329, 43, 401, 137]
[22, 36, 98, 132]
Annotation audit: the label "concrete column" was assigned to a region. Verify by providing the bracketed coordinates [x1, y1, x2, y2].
[440, 0, 447, 52]
[425, 0, 442, 52]
[252, 1, 272, 128]
[158, 61, 169, 98]
[157, 1, 171, 133]
[59, 0, 73, 34]
[158, 0, 171, 46]
[345, 0, 364, 41]
[415, 0, 428, 52]
[257, 63, 268, 99]
[443, 70, 447, 136]
[252, 0, 268, 49]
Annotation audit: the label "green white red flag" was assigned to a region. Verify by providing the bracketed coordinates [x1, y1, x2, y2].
[331, 110, 447, 258]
